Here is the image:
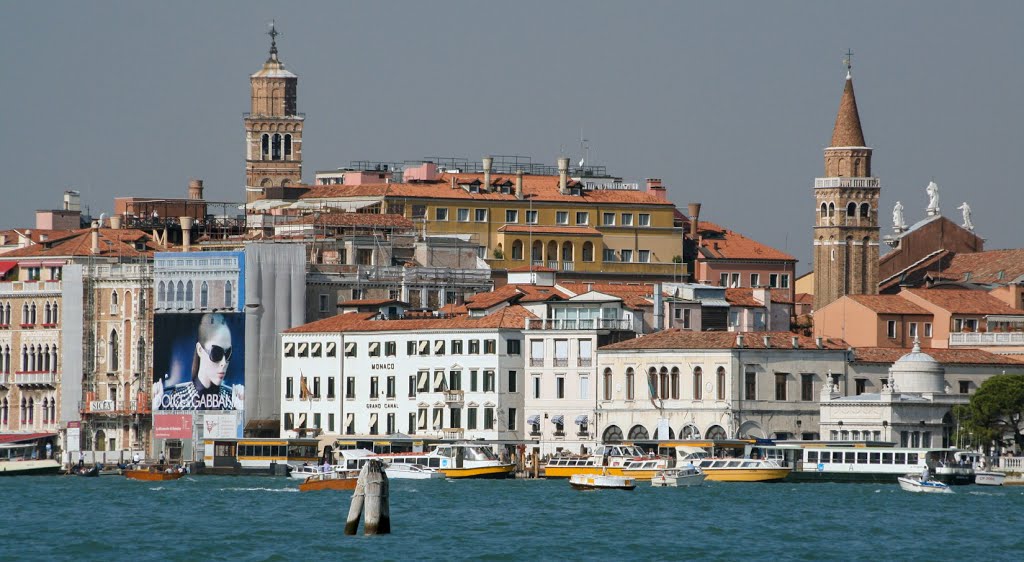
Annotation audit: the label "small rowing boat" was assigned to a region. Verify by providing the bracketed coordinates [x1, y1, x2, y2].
[298, 469, 360, 492]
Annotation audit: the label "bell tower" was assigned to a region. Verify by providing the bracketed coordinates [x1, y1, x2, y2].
[244, 22, 303, 203]
[813, 53, 880, 311]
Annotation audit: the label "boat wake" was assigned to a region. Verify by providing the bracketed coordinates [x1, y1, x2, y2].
[219, 487, 299, 493]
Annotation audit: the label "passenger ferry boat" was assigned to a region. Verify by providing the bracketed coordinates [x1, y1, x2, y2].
[203, 438, 320, 472]
[339, 443, 512, 479]
[696, 458, 791, 482]
[0, 439, 61, 476]
[543, 444, 669, 480]
[758, 444, 974, 484]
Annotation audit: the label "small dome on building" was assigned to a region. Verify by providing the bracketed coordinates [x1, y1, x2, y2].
[888, 340, 945, 394]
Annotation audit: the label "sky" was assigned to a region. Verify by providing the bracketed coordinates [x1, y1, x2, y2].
[3, 1, 1022, 273]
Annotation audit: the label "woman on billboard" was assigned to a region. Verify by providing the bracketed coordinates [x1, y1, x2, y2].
[152, 313, 244, 411]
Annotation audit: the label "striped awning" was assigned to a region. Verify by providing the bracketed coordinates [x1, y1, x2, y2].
[526, 415, 541, 425]
[574, 415, 588, 425]
[551, 415, 564, 425]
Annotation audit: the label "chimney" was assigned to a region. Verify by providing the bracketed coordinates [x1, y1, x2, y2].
[736, 334, 745, 348]
[109, 215, 122, 230]
[557, 157, 570, 194]
[653, 282, 664, 332]
[816, 337, 824, 349]
[763, 335, 771, 348]
[688, 202, 702, 238]
[180, 217, 194, 252]
[515, 170, 524, 200]
[646, 178, 667, 201]
[90, 221, 100, 254]
[188, 179, 205, 200]
[791, 336, 799, 349]
[482, 156, 493, 190]
[451, 176, 456, 190]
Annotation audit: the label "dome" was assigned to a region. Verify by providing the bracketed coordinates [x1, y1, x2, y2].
[888, 340, 945, 394]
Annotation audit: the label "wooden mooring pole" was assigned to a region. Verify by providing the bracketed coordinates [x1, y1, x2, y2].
[344, 459, 390, 536]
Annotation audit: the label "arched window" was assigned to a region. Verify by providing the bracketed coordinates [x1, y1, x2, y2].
[261, 134, 270, 159]
[20, 398, 27, 424]
[200, 281, 209, 308]
[531, 240, 543, 262]
[693, 367, 703, 400]
[681, 424, 700, 439]
[27, 397, 34, 425]
[602, 425, 624, 443]
[511, 240, 524, 260]
[4, 302, 9, 324]
[853, 159, 861, 177]
[44, 302, 51, 324]
[21, 345, 28, 371]
[648, 367, 658, 399]
[717, 366, 726, 400]
[561, 241, 574, 262]
[1, 398, 7, 426]
[157, 281, 165, 306]
[827, 202, 835, 218]
[110, 290, 119, 315]
[136, 338, 146, 372]
[659, 367, 669, 400]
[546, 241, 557, 264]
[29, 345, 36, 372]
[819, 203, 827, 221]
[846, 202, 857, 222]
[2, 344, 9, 373]
[49, 398, 55, 424]
[109, 329, 119, 370]
[705, 425, 727, 439]
[185, 281, 194, 305]
[860, 202, 870, 218]
[582, 241, 594, 262]
[52, 302, 59, 324]
[42, 345, 50, 372]
[176, 281, 185, 304]
[627, 424, 649, 440]
[224, 281, 233, 308]
[602, 368, 612, 400]
[30, 302, 37, 325]
[284, 134, 292, 159]
[50, 345, 57, 373]
[625, 368, 635, 401]
[670, 367, 680, 400]
[272, 133, 282, 160]
[22, 303, 28, 324]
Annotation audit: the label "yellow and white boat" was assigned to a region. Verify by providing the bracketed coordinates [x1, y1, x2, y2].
[543, 444, 668, 480]
[341, 443, 513, 479]
[697, 458, 791, 482]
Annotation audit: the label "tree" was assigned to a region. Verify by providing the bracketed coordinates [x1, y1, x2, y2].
[956, 373, 1024, 453]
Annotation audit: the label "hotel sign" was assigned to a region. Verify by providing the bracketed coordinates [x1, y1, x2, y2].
[90, 400, 115, 412]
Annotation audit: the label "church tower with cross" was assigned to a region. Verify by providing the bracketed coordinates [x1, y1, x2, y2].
[244, 23, 303, 203]
[812, 53, 881, 311]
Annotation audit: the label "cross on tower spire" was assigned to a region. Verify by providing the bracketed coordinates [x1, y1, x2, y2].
[843, 48, 854, 79]
[268, 20, 279, 58]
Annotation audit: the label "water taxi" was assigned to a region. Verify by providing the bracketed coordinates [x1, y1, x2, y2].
[288, 464, 335, 480]
[338, 449, 444, 480]
[697, 458, 791, 482]
[651, 465, 706, 487]
[569, 471, 636, 491]
[124, 467, 186, 481]
[298, 470, 360, 492]
[0, 436, 61, 476]
[340, 444, 512, 479]
[897, 475, 953, 494]
[543, 444, 668, 480]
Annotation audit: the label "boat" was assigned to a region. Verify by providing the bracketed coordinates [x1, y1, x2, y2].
[756, 444, 976, 484]
[0, 442, 62, 476]
[288, 464, 331, 480]
[71, 465, 101, 477]
[949, 451, 1003, 486]
[339, 444, 512, 479]
[651, 465, 706, 487]
[897, 475, 953, 494]
[543, 444, 669, 480]
[974, 471, 1006, 486]
[569, 471, 636, 491]
[697, 458, 791, 482]
[298, 470, 360, 492]
[124, 467, 187, 481]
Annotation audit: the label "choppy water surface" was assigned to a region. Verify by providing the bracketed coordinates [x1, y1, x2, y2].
[4, 476, 1023, 560]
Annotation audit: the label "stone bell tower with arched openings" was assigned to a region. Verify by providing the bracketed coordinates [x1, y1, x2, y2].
[244, 23, 303, 203]
[813, 54, 880, 311]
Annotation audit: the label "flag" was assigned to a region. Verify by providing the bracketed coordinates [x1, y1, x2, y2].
[300, 375, 311, 401]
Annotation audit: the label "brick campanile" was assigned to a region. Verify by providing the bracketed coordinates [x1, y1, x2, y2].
[244, 23, 303, 203]
[813, 67, 880, 311]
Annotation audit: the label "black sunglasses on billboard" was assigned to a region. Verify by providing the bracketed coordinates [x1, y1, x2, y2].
[204, 344, 232, 362]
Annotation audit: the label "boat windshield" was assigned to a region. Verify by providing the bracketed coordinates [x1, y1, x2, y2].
[463, 446, 498, 461]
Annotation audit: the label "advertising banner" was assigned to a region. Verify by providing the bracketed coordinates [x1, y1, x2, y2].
[202, 413, 241, 439]
[153, 313, 245, 411]
[154, 413, 194, 439]
[66, 421, 81, 452]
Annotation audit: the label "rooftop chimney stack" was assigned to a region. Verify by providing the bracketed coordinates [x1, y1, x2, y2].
[188, 179, 205, 200]
[816, 336, 824, 349]
[90, 221, 100, 254]
[688, 203, 702, 238]
[482, 157, 493, 190]
[557, 157, 570, 194]
[646, 178, 667, 201]
[792, 336, 799, 349]
[736, 334, 745, 348]
[515, 170, 524, 200]
[180, 217, 194, 252]
[109, 215, 122, 230]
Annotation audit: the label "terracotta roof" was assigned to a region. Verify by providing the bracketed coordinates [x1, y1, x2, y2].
[903, 288, 1022, 315]
[291, 212, 413, 229]
[558, 282, 654, 309]
[930, 249, 1024, 285]
[0, 229, 79, 246]
[0, 228, 166, 259]
[601, 330, 848, 351]
[795, 293, 814, 305]
[845, 294, 932, 315]
[852, 347, 1023, 366]
[464, 284, 567, 310]
[338, 299, 406, 307]
[498, 225, 602, 236]
[438, 303, 469, 316]
[725, 288, 761, 307]
[830, 76, 866, 147]
[285, 305, 536, 334]
[696, 221, 795, 261]
[299, 172, 675, 206]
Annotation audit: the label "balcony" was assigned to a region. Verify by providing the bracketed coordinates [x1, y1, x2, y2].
[442, 428, 464, 440]
[12, 372, 56, 386]
[444, 390, 464, 403]
[529, 358, 544, 367]
[814, 177, 880, 189]
[525, 317, 634, 331]
[561, 262, 575, 272]
[950, 332, 1024, 346]
[553, 358, 569, 367]
[546, 260, 557, 269]
[578, 357, 593, 367]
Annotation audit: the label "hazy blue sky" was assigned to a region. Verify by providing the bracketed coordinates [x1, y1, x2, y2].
[3, 1, 1022, 272]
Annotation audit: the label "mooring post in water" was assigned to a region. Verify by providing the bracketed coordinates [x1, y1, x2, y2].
[362, 459, 390, 535]
[532, 449, 539, 479]
[343, 464, 367, 535]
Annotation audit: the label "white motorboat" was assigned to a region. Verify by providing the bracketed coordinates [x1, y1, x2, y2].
[651, 465, 706, 487]
[897, 475, 953, 494]
[974, 471, 1006, 486]
[569, 471, 636, 491]
[381, 461, 444, 480]
[288, 464, 333, 480]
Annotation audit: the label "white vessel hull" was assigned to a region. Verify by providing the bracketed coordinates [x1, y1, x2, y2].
[385, 463, 443, 480]
[974, 471, 1005, 486]
[0, 459, 61, 476]
[897, 476, 952, 494]
[651, 469, 706, 487]
[570, 473, 636, 490]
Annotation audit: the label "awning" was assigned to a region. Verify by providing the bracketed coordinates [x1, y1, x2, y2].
[0, 432, 57, 444]
[0, 262, 18, 278]
[700, 298, 731, 308]
[574, 415, 589, 425]
[526, 415, 541, 425]
[551, 415, 564, 425]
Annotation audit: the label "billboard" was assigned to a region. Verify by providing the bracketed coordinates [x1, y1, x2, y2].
[153, 313, 245, 411]
[202, 413, 242, 439]
[154, 413, 194, 439]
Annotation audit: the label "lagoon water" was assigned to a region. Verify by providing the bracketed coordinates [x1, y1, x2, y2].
[5, 475, 1024, 560]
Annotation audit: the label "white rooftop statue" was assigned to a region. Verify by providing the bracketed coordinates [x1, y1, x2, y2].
[925, 181, 940, 216]
[892, 201, 906, 232]
[957, 202, 974, 231]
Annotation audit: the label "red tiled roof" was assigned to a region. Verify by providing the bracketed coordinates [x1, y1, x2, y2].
[846, 295, 932, 315]
[464, 284, 567, 310]
[852, 347, 1023, 366]
[285, 305, 536, 334]
[601, 330, 848, 351]
[795, 293, 814, 305]
[696, 221, 795, 261]
[292, 212, 413, 229]
[338, 299, 406, 307]
[498, 225, 602, 236]
[0, 229, 79, 246]
[930, 249, 1024, 285]
[0, 432, 57, 444]
[723, 288, 795, 306]
[1, 228, 166, 259]
[903, 288, 1022, 315]
[558, 282, 654, 309]
[830, 77, 866, 147]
